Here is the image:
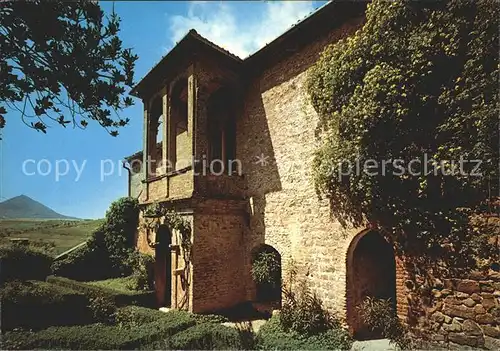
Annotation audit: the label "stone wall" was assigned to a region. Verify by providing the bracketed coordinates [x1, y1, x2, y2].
[236, 16, 365, 318]
[421, 271, 500, 349]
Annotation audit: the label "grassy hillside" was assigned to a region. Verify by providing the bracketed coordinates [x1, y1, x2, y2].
[0, 219, 104, 256]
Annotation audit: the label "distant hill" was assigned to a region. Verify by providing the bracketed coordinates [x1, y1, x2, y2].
[0, 195, 79, 220]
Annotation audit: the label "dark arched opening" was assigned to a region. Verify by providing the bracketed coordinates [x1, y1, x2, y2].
[346, 230, 396, 340]
[154, 224, 172, 307]
[251, 244, 282, 306]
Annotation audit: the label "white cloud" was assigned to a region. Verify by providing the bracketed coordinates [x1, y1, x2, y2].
[167, 1, 317, 58]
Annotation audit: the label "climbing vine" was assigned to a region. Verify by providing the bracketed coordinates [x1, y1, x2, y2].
[142, 202, 192, 253]
[141, 202, 193, 309]
[307, 0, 499, 267]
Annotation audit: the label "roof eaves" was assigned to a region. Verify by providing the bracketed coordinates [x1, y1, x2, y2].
[130, 29, 196, 98]
[130, 29, 242, 98]
[244, 1, 333, 63]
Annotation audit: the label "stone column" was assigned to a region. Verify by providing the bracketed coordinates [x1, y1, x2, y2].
[162, 87, 169, 172]
[187, 65, 196, 158]
[142, 100, 149, 201]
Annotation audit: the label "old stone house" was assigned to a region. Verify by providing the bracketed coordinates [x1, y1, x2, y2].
[124, 1, 500, 346]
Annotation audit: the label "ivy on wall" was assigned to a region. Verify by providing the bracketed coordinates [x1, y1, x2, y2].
[307, 0, 499, 268]
[142, 202, 192, 309]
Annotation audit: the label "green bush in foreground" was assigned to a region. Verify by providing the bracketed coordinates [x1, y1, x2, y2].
[0, 280, 92, 331]
[47, 275, 155, 307]
[115, 306, 192, 327]
[0, 244, 52, 283]
[51, 197, 140, 281]
[357, 297, 412, 350]
[1, 310, 196, 350]
[192, 313, 230, 324]
[169, 322, 243, 350]
[257, 315, 353, 350]
[280, 280, 336, 336]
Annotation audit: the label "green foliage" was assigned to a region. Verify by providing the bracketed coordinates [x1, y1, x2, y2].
[125, 251, 155, 291]
[87, 276, 139, 293]
[52, 197, 140, 280]
[357, 297, 411, 350]
[256, 315, 353, 350]
[307, 0, 499, 260]
[1, 315, 195, 350]
[88, 294, 117, 325]
[46, 275, 155, 307]
[51, 241, 112, 281]
[0, 243, 52, 283]
[252, 251, 281, 286]
[169, 322, 243, 350]
[280, 281, 335, 336]
[0, 1, 138, 136]
[143, 204, 191, 250]
[193, 313, 230, 324]
[115, 305, 176, 327]
[468, 216, 500, 270]
[0, 280, 92, 331]
[101, 197, 140, 274]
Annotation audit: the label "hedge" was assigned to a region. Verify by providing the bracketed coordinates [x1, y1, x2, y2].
[1, 311, 196, 350]
[0, 280, 92, 331]
[116, 305, 182, 326]
[256, 316, 353, 350]
[47, 275, 155, 307]
[169, 322, 244, 350]
[0, 244, 52, 283]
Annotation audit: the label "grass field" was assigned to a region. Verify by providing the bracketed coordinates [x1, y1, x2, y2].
[0, 219, 104, 256]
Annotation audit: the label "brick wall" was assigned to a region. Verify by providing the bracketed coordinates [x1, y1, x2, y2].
[192, 205, 247, 313]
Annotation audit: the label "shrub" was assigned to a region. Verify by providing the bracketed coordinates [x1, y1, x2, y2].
[47, 275, 155, 307]
[0, 280, 92, 331]
[280, 280, 334, 336]
[193, 313, 230, 324]
[357, 297, 412, 350]
[125, 251, 155, 291]
[88, 294, 116, 324]
[256, 315, 353, 350]
[51, 197, 139, 281]
[251, 247, 281, 302]
[115, 305, 176, 327]
[1, 310, 196, 350]
[169, 322, 243, 350]
[252, 251, 281, 286]
[0, 243, 52, 283]
[51, 243, 112, 281]
[102, 197, 139, 275]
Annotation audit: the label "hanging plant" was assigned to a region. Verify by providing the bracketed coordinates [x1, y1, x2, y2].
[252, 251, 281, 287]
[164, 210, 192, 254]
[143, 202, 163, 218]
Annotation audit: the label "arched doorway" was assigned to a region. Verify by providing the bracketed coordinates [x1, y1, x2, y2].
[154, 224, 172, 307]
[346, 230, 396, 340]
[251, 244, 282, 306]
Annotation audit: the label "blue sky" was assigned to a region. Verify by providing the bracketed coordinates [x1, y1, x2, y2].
[0, 1, 326, 219]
